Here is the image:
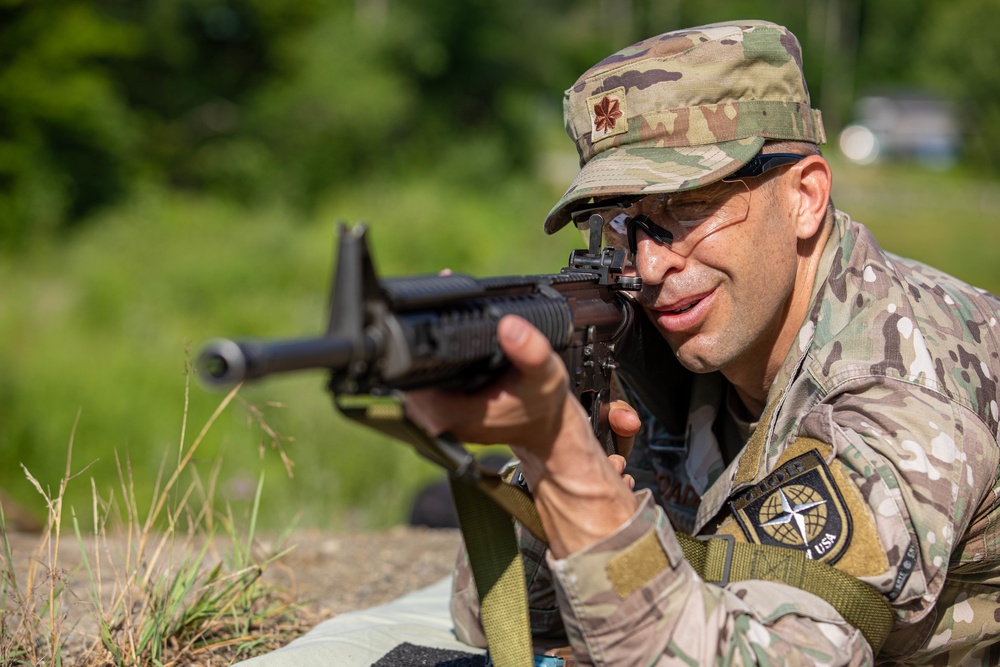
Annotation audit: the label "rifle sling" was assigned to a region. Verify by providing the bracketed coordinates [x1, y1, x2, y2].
[675, 533, 893, 651]
[337, 395, 539, 667]
[335, 395, 893, 663]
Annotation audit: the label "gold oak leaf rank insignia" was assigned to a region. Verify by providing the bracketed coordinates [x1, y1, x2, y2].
[731, 449, 853, 564]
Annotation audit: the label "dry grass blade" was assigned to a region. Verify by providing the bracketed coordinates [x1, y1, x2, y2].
[1, 373, 312, 666]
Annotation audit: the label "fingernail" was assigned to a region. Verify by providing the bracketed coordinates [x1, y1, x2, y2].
[500, 316, 529, 345]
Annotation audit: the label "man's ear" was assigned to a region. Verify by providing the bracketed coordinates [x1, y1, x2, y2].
[790, 156, 832, 240]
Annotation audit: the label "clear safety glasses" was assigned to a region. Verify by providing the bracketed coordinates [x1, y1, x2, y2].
[572, 153, 805, 259]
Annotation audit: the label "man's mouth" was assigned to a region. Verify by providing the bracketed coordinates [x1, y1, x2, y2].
[667, 300, 699, 314]
[647, 290, 717, 334]
[663, 295, 704, 315]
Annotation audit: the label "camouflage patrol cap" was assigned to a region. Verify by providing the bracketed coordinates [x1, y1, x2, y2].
[544, 20, 826, 234]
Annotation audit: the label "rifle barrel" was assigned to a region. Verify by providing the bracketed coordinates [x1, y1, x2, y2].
[198, 336, 362, 387]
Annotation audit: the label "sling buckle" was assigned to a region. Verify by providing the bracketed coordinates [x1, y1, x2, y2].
[696, 534, 735, 587]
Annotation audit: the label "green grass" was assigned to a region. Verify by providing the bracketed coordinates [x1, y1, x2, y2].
[0, 158, 997, 533]
[829, 156, 1000, 294]
[0, 383, 307, 666]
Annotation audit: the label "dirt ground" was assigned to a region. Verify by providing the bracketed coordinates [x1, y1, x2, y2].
[255, 525, 463, 616]
[3, 525, 464, 661]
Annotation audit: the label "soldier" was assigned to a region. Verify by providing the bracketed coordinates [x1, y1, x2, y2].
[405, 19, 1000, 666]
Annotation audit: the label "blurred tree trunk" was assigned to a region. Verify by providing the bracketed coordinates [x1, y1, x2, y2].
[811, 0, 861, 135]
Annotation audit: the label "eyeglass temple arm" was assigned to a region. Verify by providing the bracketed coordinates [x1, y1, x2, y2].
[724, 153, 804, 180]
[628, 214, 674, 254]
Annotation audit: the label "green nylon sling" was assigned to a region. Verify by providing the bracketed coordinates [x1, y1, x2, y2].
[337, 396, 894, 666]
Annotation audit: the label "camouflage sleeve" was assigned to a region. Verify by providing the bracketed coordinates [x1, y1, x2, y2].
[450, 520, 567, 648]
[797, 378, 999, 661]
[546, 489, 873, 666]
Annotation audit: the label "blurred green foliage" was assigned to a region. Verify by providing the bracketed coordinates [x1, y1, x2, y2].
[5, 0, 1000, 242]
[0, 0, 320, 244]
[1, 0, 999, 531]
[919, 0, 1000, 172]
[0, 1, 139, 241]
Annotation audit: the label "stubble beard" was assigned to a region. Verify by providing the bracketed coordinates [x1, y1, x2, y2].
[659, 286, 782, 381]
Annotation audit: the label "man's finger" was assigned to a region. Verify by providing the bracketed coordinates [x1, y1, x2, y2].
[496, 315, 562, 380]
[404, 388, 455, 436]
[609, 399, 641, 459]
[609, 400, 641, 435]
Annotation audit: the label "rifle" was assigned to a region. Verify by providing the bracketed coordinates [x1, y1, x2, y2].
[197, 217, 693, 667]
[197, 216, 690, 457]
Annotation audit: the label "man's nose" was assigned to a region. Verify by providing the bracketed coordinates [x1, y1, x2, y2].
[634, 231, 686, 285]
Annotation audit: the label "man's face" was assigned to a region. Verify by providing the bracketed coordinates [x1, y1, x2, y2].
[599, 172, 804, 378]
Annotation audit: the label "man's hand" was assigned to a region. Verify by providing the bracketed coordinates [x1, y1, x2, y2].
[405, 314, 639, 558]
[404, 313, 576, 454]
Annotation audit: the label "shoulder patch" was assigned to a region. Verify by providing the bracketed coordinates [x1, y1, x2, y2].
[731, 449, 852, 564]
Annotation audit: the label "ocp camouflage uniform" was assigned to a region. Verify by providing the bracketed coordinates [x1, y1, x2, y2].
[452, 212, 1000, 665]
[451, 20, 1000, 666]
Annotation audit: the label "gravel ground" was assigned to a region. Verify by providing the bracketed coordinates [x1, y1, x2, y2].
[3, 526, 464, 663]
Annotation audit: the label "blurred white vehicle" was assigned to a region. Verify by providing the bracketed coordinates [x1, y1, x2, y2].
[838, 92, 960, 168]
